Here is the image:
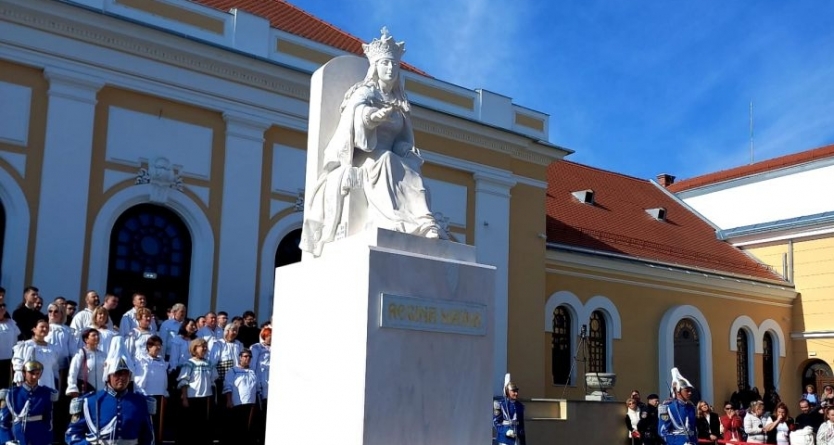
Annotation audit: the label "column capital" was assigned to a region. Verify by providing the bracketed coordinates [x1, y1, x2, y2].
[43, 67, 104, 104]
[223, 111, 272, 143]
[473, 171, 516, 198]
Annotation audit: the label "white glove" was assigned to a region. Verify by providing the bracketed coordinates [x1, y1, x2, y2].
[506, 429, 515, 438]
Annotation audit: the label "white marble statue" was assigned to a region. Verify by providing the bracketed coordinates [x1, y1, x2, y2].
[300, 27, 448, 257]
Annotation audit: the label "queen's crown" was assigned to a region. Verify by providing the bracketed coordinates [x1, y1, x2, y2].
[363, 27, 405, 64]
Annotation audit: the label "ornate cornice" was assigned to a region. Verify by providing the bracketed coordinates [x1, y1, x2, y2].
[411, 117, 556, 166]
[0, 2, 310, 101]
[1, 1, 562, 166]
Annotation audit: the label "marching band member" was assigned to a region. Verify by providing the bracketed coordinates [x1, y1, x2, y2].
[65, 342, 155, 445]
[6, 360, 59, 445]
[658, 367, 698, 445]
[0, 388, 13, 444]
[494, 373, 526, 445]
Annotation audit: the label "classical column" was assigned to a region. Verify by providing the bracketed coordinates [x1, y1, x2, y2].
[31, 67, 103, 296]
[213, 112, 271, 316]
[473, 171, 517, 395]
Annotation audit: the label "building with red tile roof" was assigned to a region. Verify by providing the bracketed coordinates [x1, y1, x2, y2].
[546, 160, 782, 281]
[667, 143, 834, 193]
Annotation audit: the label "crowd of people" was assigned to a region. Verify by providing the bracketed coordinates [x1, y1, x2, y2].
[624, 375, 834, 445]
[0, 285, 271, 445]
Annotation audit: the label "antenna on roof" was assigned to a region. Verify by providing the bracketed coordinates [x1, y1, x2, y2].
[749, 100, 755, 164]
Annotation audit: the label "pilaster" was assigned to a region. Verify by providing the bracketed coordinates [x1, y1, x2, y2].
[473, 171, 517, 395]
[213, 111, 271, 315]
[32, 67, 103, 296]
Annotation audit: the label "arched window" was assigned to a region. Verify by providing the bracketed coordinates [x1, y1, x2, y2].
[274, 228, 302, 268]
[763, 332, 774, 391]
[736, 330, 750, 389]
[107, 204, 192, 322]
[588, 310, 607, 373]
[674, 319, 701, 390]
[551, 305, 572, 385]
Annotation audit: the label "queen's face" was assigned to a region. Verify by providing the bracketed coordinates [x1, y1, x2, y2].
[376, 58, 399, 83]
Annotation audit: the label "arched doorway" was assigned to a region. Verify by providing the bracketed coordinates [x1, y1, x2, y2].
[274, 228, 302, 268]
[674, 318, 702, 392]
[802, 360, 833, 392]
[106, 204, 192, 322]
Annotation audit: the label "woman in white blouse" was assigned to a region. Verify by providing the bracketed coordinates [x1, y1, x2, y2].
[168, 318, 197, 373]
[90, 307, 117, 354]
[66, 328, 106, 397]
[12, 319, 59, 390]
[45, 303, 77, 375]
[177, 338, 217, 445]
[124, 307, 155, 361]
[0, 303, 20, 386]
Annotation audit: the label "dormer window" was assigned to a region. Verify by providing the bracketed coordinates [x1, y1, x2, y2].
[646, 207, 667, 221]
[571, 189, 595, 205]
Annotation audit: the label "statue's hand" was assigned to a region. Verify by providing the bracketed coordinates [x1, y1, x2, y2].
[369, 106, 394, 123]
[341, 167, 363, 195]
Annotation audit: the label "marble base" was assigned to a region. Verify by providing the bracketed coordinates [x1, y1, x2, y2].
[266, 229, 495, 445]
[585, 392, 615, 401]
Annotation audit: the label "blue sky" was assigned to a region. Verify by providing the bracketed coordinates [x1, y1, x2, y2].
[289, 1, 834, 182]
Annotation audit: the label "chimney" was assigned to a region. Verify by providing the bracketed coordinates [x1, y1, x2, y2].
[656, 173, 676, 187]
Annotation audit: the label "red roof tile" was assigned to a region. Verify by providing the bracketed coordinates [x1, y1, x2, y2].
[547, 160, 783, 281]
[668, 144, 834, 192]
[190, 0, 429, 76]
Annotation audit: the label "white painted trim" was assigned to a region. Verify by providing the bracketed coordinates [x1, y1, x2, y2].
[584, 295, 623, 339]
[658, 305, 714, 404]
[257, 213, 303, 321]
[758, 319, 787, 358]
[729, 316, 787, 358]
[729, 316, 759, 352]
[584, 295, 622, 372]
[731, 226, 834, 247]
[544, 292, 622, 375]
[0, 167, 30, 306]
[544, 291, 583, 332]
[0, 24, 308, 132]
[86, 184, 215, 317]
[420, 150, 547, 190]
[546, 248, 796, 301]
[548, 267, 793, 308]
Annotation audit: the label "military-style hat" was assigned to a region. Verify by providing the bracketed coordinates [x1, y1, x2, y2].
[670, 367, 694, 394]
[23, 360, 43, 373]
[503, 373, 520, 397]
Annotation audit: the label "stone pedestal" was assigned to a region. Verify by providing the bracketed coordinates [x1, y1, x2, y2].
[266, 229, 495, 445]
